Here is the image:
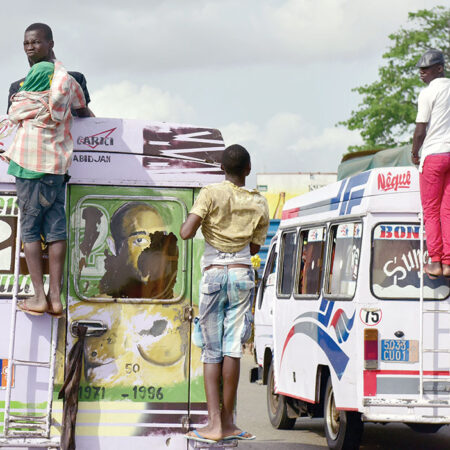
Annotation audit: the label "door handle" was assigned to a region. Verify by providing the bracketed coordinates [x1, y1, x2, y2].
[70, 320, 108, 337]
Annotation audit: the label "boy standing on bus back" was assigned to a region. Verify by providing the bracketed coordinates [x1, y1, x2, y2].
[180, 144, 269, 443]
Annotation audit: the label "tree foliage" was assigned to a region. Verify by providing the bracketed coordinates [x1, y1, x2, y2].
[339, 6, 450, 153]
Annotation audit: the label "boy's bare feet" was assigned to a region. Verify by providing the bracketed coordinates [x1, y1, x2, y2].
[222, 426, 255, 440]
[186, 424, 222, 442]
[17, 295, 47, 316]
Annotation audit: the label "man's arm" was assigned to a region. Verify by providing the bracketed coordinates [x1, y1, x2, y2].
[411, 122, 427, 165]
[68, 72, 94, 117]
[180, 213, 202, 240]
[7, 81, 21, 113]
[75, 107, 94, 117]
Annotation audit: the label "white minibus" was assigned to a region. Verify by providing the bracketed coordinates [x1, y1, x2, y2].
[253, 167, 450, 449]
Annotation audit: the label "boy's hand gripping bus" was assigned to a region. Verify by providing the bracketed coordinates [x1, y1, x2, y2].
[253, 168, 450, 449]
[0, 116, 228, 449]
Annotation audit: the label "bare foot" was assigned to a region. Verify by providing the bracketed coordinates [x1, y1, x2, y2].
[222, 428, 255, 440]
[46, 294, 64, 318]
[425, 261, 442, 279]
[186, 424, 222, 442]
[442, 264, 450, 278]
[18, 296, 48, 315]
[221, 424, 240, 438]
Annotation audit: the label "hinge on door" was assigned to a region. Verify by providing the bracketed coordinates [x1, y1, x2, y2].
[183, 305, 193, 322]
[181, 415, 190, 433]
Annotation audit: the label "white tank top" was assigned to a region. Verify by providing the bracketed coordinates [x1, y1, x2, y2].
[201, 242, 252, 269]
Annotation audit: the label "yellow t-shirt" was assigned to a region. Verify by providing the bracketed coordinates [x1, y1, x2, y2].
[190, 180, 269, 253]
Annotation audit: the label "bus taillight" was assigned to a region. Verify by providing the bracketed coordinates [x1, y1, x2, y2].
[364, 328, 378, 369]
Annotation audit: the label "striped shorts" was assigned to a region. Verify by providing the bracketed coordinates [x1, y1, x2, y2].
[198, 267, 254, 363]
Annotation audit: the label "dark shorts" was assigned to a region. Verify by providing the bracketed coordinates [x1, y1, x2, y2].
[16, 174, 67, 243]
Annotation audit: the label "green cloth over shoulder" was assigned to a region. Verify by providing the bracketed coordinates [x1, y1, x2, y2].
[19, 61, 54, 92]
[9, 61, 55, 179]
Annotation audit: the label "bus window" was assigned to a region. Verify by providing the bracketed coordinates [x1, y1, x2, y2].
[73, 192, 187, 304]
[277, 231, 297, 298]
[258, 245, 277, 308]
[371, 223, 450, 300]
[325, 223, 362, 298]
[295, 227, 325, 297]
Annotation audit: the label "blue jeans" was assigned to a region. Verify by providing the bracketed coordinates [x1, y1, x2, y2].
[16, 174, 67, 243]
[197, 267, 254, 363]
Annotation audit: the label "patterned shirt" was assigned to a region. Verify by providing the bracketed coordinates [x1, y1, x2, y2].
[5, 61, 86, 174]
[190, 180, 269, 253]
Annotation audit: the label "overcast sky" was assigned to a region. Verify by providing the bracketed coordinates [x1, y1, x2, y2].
[1, 0, 444, 185]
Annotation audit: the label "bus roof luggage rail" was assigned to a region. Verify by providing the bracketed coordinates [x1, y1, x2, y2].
[1, 212, 60, 448]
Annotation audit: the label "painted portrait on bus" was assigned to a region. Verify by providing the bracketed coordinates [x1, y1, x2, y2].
[68, 191, 201, 393]
[98, 202, 179, 299]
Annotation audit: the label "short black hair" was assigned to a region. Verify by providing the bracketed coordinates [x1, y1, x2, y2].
[221, 144, 250, 176]
[25, 23, 53, 41]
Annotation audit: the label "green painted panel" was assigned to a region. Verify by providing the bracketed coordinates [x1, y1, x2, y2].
[65, 185, 196, 407]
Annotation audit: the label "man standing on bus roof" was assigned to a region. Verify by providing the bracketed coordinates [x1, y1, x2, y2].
[411, 49, 450, 279]
[4, 23, 92, 317]
[180, 144, 269, 444]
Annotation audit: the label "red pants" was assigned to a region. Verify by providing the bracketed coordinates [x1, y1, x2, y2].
[420, 153, 450, 264]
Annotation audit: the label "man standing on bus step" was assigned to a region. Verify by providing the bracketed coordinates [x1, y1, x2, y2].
[411, 49, 450, 279]
[180, 144, 269, 444]
[4, 23, 92, 317]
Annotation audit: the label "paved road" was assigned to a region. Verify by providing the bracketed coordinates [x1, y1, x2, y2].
[235, 354, 450, 450]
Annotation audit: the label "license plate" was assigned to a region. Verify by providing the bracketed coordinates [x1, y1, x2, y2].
[381, 339, 418, 363]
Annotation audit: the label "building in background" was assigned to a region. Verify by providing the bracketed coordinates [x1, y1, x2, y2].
[256, 172, 337, 219]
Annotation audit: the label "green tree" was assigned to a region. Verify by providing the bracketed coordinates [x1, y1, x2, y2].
[339, 6, 450, 153]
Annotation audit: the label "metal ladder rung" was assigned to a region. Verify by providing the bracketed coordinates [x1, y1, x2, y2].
[423, 349, 450, 354]
[9, 414, 47, 420]
[9, 414, 47, 423]
[193, 440, 238, 448]
[364, 398, 449, 407]
[0, 438, 60, 448]
[8, 424, 46, 431]
[12, 359, 50, 368]
[8, 429, 47, 436]
[423, 376, 450, 381]
[423, 309, 450, 313]
[8, 422, 47, 428]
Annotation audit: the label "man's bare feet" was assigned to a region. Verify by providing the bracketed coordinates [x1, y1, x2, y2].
[425, 261, 442, 279]
[46, 293, 64, 318]
[17, 296, 48, 316]
[442, 263, 450, 278]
